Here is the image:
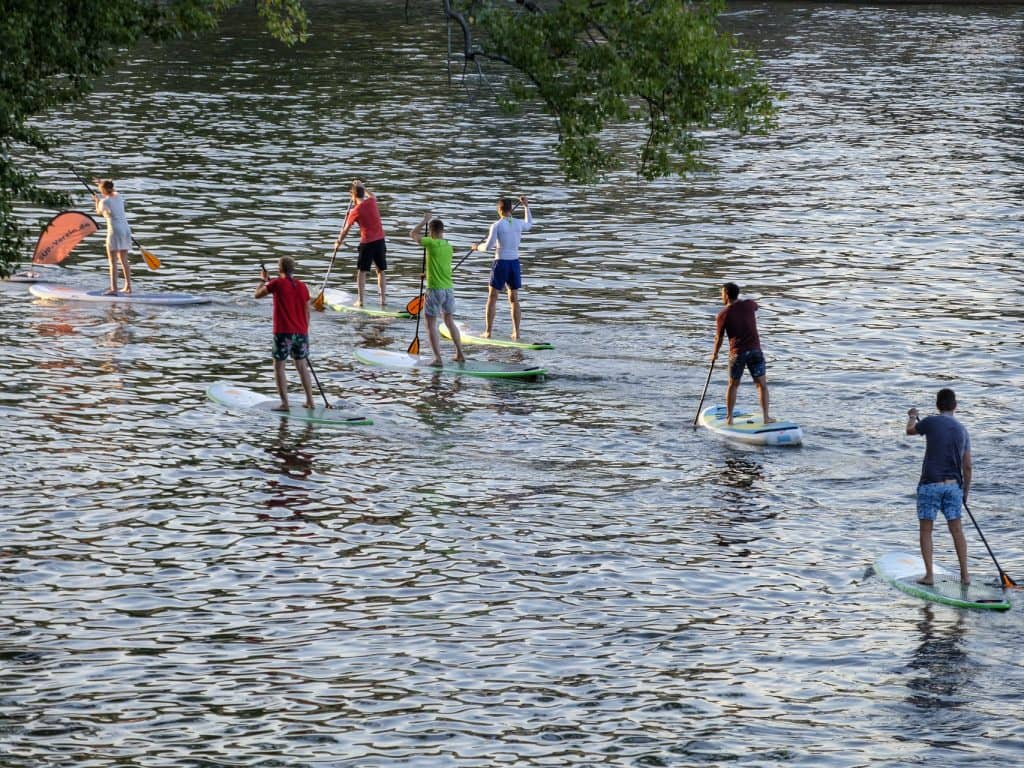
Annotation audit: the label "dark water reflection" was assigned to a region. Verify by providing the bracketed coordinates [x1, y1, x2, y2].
[2, 1, 1023, 765]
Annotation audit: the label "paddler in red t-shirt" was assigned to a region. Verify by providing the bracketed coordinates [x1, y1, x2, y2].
[334, 180, 387, 308]
[255, 256, 316, 411]
[711, 281, 774, 426]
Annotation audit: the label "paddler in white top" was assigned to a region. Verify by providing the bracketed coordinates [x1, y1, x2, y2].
[93, 178, 133, 295]
[471, 195, 532, 340]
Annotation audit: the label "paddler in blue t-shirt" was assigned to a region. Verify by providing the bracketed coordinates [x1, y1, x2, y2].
[906, 388, 973, 585]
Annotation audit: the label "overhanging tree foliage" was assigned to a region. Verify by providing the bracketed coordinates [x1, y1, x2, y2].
[446, 0, 778, 183]
[2, 0, 778, 278]
[0, 0, 307, 278]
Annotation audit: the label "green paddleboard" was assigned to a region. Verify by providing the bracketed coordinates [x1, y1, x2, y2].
[439, 321, 554, 350]
[875, 551, 1010, 611]
[206, 382, 372, 426]
[353, 347, 546, 380]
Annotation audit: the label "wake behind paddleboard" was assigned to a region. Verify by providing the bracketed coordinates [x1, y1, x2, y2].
[440, 321, 554, 350]
[30, 283, 210, 305]
[206, 382, 372, 426]
[353, 347, 546, 380]
[875, 551, 1010, 611]
[322, 288, 412, 319]
[699, 405, 802, 446]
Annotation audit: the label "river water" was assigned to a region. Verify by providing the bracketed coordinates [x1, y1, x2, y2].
[2, 2, 1023, 765]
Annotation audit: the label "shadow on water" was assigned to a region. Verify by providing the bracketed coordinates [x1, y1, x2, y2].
[905, 605, 970, 711]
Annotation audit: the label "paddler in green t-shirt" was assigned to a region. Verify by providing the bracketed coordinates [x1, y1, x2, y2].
[410, 213, 465, 367]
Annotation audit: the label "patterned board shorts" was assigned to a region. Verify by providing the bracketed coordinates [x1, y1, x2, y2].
[273, 333, 309, 361]
[425, 288, 456, 317]
[916, 481, 963, 522]
[729, 349, 766, 381]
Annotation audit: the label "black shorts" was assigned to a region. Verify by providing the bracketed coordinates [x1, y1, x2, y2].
[357, 239, 387, 272]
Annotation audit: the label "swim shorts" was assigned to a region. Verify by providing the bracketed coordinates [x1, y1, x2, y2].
[273, 333, 309, 361]
[357, 239, 387, 272]
[729, 349, 766, 381]
[489, 259, 522, 291]
[425, 288, 455, 318]
[916, 481, 963, 522]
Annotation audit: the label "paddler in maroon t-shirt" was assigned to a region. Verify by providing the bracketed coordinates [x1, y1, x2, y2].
[711, 282, 774, 426]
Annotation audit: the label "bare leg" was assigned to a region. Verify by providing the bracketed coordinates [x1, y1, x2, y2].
[948, 517, 970, 584]
[725, 378, 740, 424]
[117, 251, 132, 293]
[295, 358, 315, 408]
[754, 375, 773, 423]
[272, 359, 290, 410]
[483, 287, 498, 338]
[377, 269, 387, 307]
[426, 315, 443, 367]
[917, 518, 935, 584]
[508, 288, 521, 340]
[356, 270, 366, 307]
[105, 246, 118, 293]
[444, 311, 465, 362]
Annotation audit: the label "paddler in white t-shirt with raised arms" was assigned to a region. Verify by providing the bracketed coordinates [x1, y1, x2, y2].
[471, 195, 532, 340]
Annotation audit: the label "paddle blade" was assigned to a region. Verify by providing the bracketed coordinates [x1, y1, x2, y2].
[142, 249, 161, 270]
[1002, 572, 1020, 589]
[406, 294, 424, 316]
[407, 337, 420, 356]
[312, 291, 326, 311]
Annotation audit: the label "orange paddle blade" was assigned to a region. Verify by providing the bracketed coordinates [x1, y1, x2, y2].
[142, 249, 161, 270]
[1003, 573, 1020, 589]
[312, 291, 326, 311]
[406, 294, 424, 316]
[407, 337, 420, 356]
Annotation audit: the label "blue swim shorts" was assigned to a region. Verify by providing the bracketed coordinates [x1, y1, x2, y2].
[273, 333, 309, 361]
[729, 349, 766, 381]
[916, 482, 963, 522]
[489, 259, 522, 291]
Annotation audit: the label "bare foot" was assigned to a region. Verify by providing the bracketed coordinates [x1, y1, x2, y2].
[353, 301, 363, 308]
[271, 403, 290, 412]
[726, 417, 734, 425]
[429, 358, 443, 368]
[303, 402, 314, 409]
[960, 575, 971, 586]
[481, 330, 491, 339]
[453, 354, 465, 363]
[764, 416, 776, 424]
[916, 576, 934, 586]
[103, 289, 118, 296]
[121, 287, 132, 295]
[511, 331, 520, 340]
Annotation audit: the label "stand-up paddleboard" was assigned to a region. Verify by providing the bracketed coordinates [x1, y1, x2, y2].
[439, 321, 554, 350]
[875, 551, 1011, 611]
[699, 405, 802, 446]
[322, 288, 412, 319]
[206, 382, 372, 426]
[30, 283, 210, 305]
[354, 347, 546, 380]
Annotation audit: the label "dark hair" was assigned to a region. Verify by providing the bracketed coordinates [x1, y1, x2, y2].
[428, 219, 444, 237]
[351, 183, 366, 200]
[723, 282, 740, 301]
[498, 197, 514, 216]
[279, 256, 296, 276]
[936, 388, 957, 412]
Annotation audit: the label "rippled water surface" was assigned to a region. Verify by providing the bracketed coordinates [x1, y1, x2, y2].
[3, 2, 1023, 765]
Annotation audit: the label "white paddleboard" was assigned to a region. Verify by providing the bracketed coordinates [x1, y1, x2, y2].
[875, 551, 1010, 611]
[206, 382, 372, 426]
[30, 283, 210, 305]
[321, 288, 412, 318]
[699, 404, 802, 446]
[353, 347, 546, 380]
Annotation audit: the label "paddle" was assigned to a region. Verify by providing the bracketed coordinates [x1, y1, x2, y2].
[449, 198, 524, 276]
[312, 198, 354, 311]
[963, 501, 1019, 589]
[71, 169, 161, 270]
[693, 357, 716, 428]
[407, 244, 427, 356]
